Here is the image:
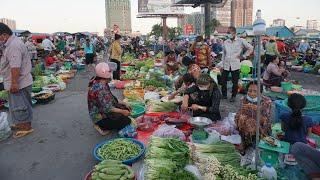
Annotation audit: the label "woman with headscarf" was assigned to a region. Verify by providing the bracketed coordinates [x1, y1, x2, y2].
[181, 73, 221, 121]
[87, 63, 131, 134]
[235, 81, 272, 153]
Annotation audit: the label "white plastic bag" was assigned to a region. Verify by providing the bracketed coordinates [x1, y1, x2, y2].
[203, 130, 221, 144]
[184, 165, 203, 180]
[221, 134, 242, 145]
[0, 112, 11, 141]
[153, 124, 186, 140]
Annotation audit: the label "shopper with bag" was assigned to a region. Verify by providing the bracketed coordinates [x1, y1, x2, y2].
[0, 23, 33, 138]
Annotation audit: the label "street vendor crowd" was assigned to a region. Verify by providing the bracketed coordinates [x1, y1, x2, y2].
[1, 21, 320, 180]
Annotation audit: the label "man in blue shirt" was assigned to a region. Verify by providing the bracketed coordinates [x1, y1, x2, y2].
[83, 39, 95, 66]
[298, 40, 310, 53]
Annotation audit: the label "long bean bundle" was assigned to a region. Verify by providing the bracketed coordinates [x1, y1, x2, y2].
[97, 139, 142, 161]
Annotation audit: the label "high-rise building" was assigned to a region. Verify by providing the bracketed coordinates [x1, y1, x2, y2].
[0, 18, 16, 30]
[105, 0, 132, 34]
[231, 0, 253, 27]
[273, 19, 286, 27]
[199, 0, 232, 27]
[306, 20, 318, 30]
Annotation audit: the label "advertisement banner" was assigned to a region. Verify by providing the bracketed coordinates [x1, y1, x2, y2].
[184, 24, 194, 35]
[138, 0, 184, 15]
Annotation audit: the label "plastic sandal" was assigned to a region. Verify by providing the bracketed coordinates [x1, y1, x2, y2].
[13, 129, 34, 138]
[93, 125, 113, 136]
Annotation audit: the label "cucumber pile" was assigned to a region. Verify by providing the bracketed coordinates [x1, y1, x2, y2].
[91, 160, 134, 180]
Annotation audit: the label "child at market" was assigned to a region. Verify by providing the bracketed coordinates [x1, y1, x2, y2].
[281, 93, 314, 144]
[169, 73, 195, 100]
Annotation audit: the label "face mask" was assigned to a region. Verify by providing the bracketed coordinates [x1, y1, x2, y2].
[196, 42, 203, 46]
[168, 62, 175, 66]
[246, 95, 257, 103]
[198, 86, 210, 91]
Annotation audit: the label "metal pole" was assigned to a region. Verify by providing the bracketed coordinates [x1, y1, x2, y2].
[204, 2, 211, 38]
[255, 35, 262, 170]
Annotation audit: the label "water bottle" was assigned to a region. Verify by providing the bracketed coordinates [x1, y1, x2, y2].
[260, 163, 277, 180]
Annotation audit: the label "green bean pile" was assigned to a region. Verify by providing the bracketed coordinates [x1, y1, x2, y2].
[97, 139, 142, 161]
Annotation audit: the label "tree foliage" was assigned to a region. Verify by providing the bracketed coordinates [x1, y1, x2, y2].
[150, 24, 183, 39]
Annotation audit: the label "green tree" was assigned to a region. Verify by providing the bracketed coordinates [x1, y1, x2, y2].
[150, 24, 162, 37]
[168, 27, 183, 40]
[205, 18, 221, 36]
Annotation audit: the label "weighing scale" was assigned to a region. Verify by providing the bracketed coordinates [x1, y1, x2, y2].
[189, 117, 212, 142]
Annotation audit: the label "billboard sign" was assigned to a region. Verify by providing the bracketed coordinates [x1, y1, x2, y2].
[184, 24, 194, 35]
[138, 0, 184, 15]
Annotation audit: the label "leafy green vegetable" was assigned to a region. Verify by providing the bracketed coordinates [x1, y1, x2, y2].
[144, 137, 192, 180]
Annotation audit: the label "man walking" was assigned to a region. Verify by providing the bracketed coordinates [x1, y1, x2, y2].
[222, 26, 253, 102]
[0, 23, 33, 138]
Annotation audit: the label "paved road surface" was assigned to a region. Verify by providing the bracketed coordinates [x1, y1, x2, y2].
[0, 71, 319, 180]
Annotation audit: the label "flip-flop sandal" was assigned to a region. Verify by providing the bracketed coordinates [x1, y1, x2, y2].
[13, 129, 34, 138]
[93, 125, 112, 136]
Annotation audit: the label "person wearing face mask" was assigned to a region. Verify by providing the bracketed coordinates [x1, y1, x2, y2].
[222, 26, 253, 102]
[0, 23, 34, 138]
[88, 62, 132, 135]
[235, 81, 272, 153]
[181, 73, 221, 121]
[190, 36, 212, 70]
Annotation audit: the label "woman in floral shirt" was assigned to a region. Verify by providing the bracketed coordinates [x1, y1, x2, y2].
[235, 81, 272, 153]
[88, 63, 131, 133]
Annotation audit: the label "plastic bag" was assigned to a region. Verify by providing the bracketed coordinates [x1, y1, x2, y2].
[205, 113, 236, 136]
[184, 165, 202, 180]
[153, 124, 186, 140]
[118, 124, 137, 138]
[221, 134, 241, 144]
[202, 130, 221, 144]
[0, 112, 11, 141]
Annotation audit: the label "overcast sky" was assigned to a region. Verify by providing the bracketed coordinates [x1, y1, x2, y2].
[0, 0, 319, 34]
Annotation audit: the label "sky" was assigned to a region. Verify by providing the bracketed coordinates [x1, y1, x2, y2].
[0, 0, 319, 35]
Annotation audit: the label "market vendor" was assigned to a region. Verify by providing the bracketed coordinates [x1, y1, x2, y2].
[45, 51, 59, 67]
[88, 62, 131, 135]
[169, 73, 195, 100]
[235, 81, 272, 153]
[181, 73, 221, 121]
[280, 93, 313, 144]
[263, 55, 286, 87]
[174, 63, 200, 90]
[164, 51, 179, 75]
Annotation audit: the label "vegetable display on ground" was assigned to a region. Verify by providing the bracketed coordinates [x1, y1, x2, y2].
[144, 136, 196, 180]
[97, 139, 142, 161]
[91, 160, 135, 180]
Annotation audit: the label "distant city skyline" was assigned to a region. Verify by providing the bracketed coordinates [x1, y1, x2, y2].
[0, 0, 319, 35]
